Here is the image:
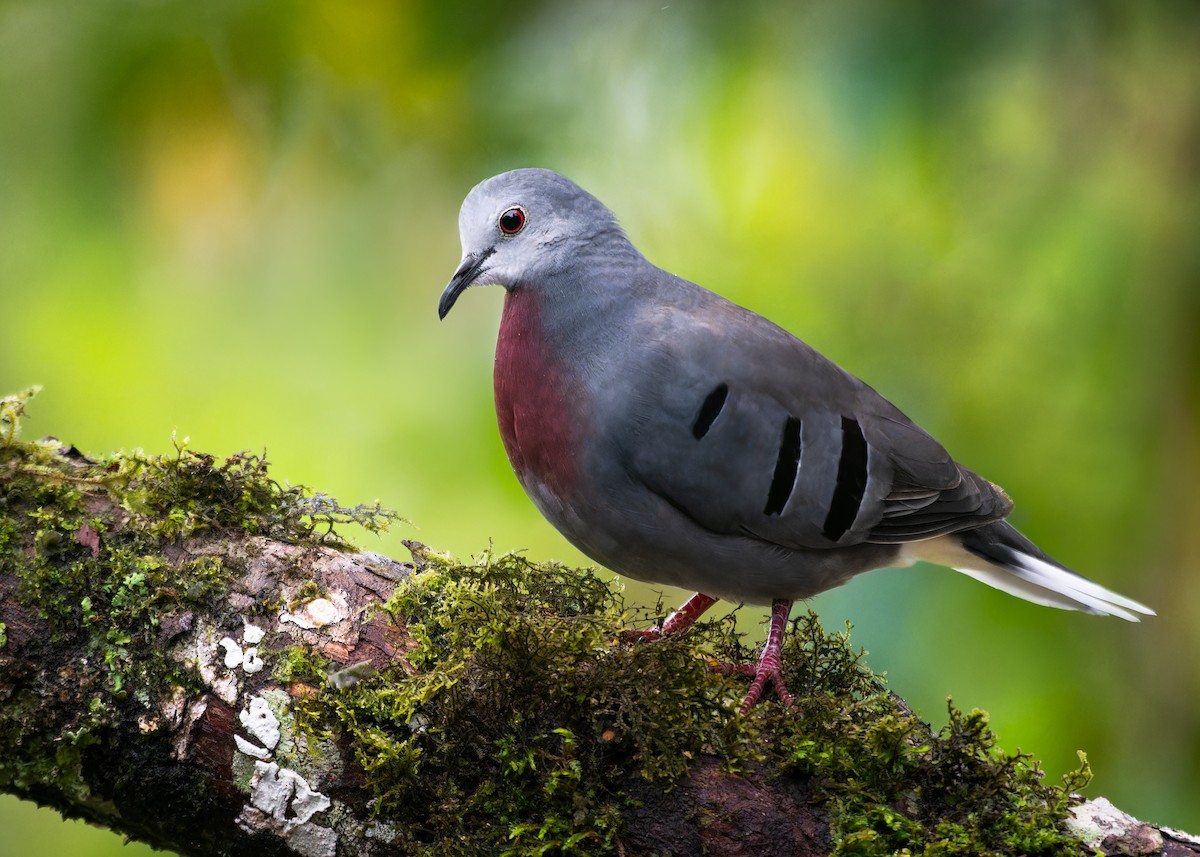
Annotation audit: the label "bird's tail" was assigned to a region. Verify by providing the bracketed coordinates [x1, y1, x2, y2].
[899, 521, 1155, 622]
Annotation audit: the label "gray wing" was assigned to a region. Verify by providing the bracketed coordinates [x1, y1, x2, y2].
[611, 290, 1012, 550]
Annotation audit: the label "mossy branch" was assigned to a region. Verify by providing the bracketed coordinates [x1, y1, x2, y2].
[0, 389, 1194, 857]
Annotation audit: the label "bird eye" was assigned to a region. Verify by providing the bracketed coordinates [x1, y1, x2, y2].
[498, 207, 527, 235]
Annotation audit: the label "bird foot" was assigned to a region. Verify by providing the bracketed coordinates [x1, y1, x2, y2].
[711, 598, 796, 714]
[621, 595, 797, 715]
[709, 658, 795, 714]
[620, 627, 662, 643]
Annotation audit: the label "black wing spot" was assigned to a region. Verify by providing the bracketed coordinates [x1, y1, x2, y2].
[823, 417, 869, 541]
[763, 416, 803, 516]
[692, 383, 729, 439]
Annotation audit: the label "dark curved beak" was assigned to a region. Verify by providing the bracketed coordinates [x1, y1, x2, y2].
[438, 248, 495, 320]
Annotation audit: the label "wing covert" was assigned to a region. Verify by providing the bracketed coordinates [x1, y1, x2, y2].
[606, 286, 1011, 552]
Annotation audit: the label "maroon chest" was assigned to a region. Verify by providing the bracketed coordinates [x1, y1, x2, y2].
[492, 289, 580, 500]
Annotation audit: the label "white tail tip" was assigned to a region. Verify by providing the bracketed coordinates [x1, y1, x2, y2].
[899, 535, 1155, 622]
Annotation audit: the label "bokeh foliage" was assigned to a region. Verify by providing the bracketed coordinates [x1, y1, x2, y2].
[1, 1, 1197, 854]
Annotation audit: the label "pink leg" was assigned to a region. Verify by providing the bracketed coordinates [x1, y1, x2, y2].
[624, 592, 718, 642]
[711, 599, 795, 714]
[628, 594, 795, 714]
[662, 592, 719, 636]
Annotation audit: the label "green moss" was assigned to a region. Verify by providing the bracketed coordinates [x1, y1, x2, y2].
[0, 388, 396, 804]
[272, 545, 746, 854]
[275, 545, 1088, 856]
[780, 671, 1090, 855]
[116, 433, 395, 547]
[288, 579, 326, 611]
[276, 643, 333, 686]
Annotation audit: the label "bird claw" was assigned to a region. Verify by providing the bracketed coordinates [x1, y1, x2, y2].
[622, 596, 798, 715]
[739, 664, 794, 714]
[709, 660, 795, 713]
[711, 598, 797, 713]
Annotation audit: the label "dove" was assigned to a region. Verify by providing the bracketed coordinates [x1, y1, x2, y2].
[437, 168, 1154, 713]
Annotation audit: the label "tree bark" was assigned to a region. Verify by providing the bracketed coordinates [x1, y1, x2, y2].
[0, 414, 1194, 856]
[0, 502, 836, 856]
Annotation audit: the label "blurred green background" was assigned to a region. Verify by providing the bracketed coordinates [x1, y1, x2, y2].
[2, 1, 1197, 853]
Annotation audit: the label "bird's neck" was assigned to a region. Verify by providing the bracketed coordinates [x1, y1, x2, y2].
[493, 288, 581, 505]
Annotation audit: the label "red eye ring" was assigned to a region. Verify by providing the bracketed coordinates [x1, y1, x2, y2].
[498, 206, 527, 235]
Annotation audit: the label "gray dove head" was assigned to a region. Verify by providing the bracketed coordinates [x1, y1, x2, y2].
[438, 168, 632, 319]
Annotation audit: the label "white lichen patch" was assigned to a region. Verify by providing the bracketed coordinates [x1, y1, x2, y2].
[159, 685, 188, 730]
[240, 694, 281, 751]
[172, 699, 209, 761]
[235, 734, 272, 760]
[281, 591, 349, 630]
[216, 622, 271, 675]
[243, 620, 265, 645]
[213, 674, 239, 706]
[242, 648, 264, 674]
[237, 761, 336, 857]
[285, 822, 338, 857]
[183, 622, 254, 702]
[1163, 826, 1200, 847]
[1068, 797, 1163, 854]
[219, 637, 244, 668]
[365, 819, 397, 843]
[327, 660, 376, 690]
[187, 624, 226, 687]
